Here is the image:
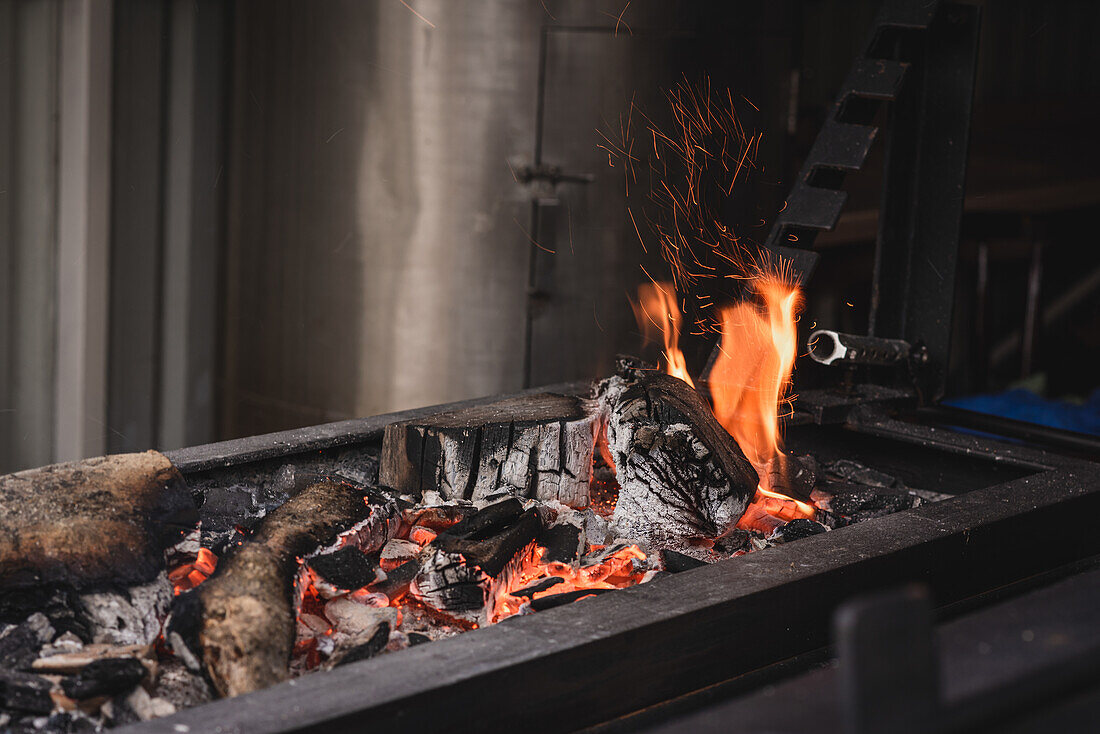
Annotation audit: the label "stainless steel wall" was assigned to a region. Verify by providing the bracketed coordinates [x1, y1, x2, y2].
[224, 0, 795, 438]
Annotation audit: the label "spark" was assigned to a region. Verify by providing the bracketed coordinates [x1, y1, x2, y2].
[397, 0, 435, 29]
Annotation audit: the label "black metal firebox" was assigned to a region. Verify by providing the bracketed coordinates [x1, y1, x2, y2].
[83, 373, 1085, 734]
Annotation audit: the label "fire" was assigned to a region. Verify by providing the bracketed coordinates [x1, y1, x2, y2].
[168, 547, 217, 595]
[633, 282, 695, 386]
[607, 79, 816, 526]
[493, 544, 647, 621]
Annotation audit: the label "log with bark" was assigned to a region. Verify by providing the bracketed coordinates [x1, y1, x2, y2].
[167, 481, 399, 698]
[604, 373, 759, 554]
[0, 451, 196, 592]
[380, 392, 599, 508]
[409, 499, 542, 627]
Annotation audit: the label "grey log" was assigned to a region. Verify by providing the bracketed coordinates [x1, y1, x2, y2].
[380, 391, 599, 508]
[0, 451, 196, 591]
[167, 481, 397, 698]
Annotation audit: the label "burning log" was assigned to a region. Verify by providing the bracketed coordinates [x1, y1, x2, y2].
[605, 373, 759, 554]
[0, 451, 196, 591]
[167, 481, 398, 698]
[409, 499, 542, 627]
[380, 392, 599, 508]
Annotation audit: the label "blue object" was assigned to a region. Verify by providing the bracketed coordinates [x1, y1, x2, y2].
[945, 389, 1100, 437]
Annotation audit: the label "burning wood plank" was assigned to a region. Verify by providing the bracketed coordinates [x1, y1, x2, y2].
[380, 392, 599, 508]
[0, 451, 196, 592]
[605, 373, 759, 554]
[409, 499, 542, 627]
[167, 481, 398, 698]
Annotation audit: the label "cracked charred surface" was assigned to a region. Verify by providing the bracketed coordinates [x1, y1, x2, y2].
[168, 481, 397, 698]
[0, 451, 196, 591]
[380, 392, 599, 508]
[606, 374, 758, 555]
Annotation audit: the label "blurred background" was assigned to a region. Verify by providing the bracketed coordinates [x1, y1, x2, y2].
[2, 0, 1098, 473]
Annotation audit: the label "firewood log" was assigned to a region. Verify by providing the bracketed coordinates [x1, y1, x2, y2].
[167, 481, 398, 698]
[380, 392, 599, 508]
[605, 374, 759, 552]
[0, 451, 196, 591]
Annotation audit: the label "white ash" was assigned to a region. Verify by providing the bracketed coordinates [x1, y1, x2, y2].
[380, 539, 421, 570]
[152, 657, 213, 711]
[38, 631, 83, 658]
[121, 686, 177, 722]
[324, 599, 398, 638]
[78, 575, 172, 645]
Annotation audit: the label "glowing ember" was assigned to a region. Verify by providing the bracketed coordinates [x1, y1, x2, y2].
[634, 282, 695, 387]
[494, 543, 648, 621]
[168, 547, 217, 595]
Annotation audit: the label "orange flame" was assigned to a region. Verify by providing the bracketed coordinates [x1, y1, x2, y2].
[710, 273, 815, 521]
[634, 282, 695, 387]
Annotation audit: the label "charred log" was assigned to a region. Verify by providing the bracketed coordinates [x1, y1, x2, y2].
[380, 392, 599, 508]
[167, 481, 398, 698]
[409, 502, 542, 627]
[0, 451, 196, 591]
[605, 374, 759, 553]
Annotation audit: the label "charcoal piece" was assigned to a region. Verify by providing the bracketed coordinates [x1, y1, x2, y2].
[167, 481, 398, 698]
[0, 616, 52, 671]
[442, 498, 524, 541]
[714, 529, 750, 554]
[380, 392, 599, 508]
[779, 519, 828, 542]
[765, 454, 817, 504]
[411, 509, 542, 626]
[539, 523, 582, 564]
[370, 559, 420, 603]
[330, 623, 391, 668]
[406, 632, 431, 646]
[0, 451, 196, 591]
[660, 549, 708, 573]
[0, 586, 91, 642]
[61, 657, 147, 700]
[529, 588, 613, 612]
[829, 484, 915, 520]
[603, 374, 758, 549]
[827, 459, 903, 489]
[0, 670, 53, 714]
[308, 548, 380, 591]
[41, 711, 100, 733]
[380, 539, 421, 571]
[509, 577, 565, 599]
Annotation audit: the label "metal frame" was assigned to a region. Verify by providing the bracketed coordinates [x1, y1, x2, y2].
[130, 389, 1100, 734]
[762, 0, 980, 404]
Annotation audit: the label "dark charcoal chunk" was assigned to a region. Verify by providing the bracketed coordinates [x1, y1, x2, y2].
[539, 524, 581, 564]
[660, 549, 708, 573]
[443, 498, 524, 541]
[309, 547, 380, 591]
[0, 669, 54, 714]
[370, 558, 420, 602]
[0, 586, 90, 642]
[714, 528, 750, 554]
[42, 711, 100, 733]
[0, 623, 46, 671]
[406, 632, 431, 646]
[61, 658, 147, 700]
[529, 588, 613, 612]
[830, 484, 915, 520]
[332, 623, 391, 668]
[826, 459, 903, 489]
[510, 577, 565, 599]
[779, 519, 828, 542]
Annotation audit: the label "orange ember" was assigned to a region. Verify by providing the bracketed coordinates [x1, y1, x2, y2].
[634, 282, 694, 386]
[169, 547, 217, 595]
[494, 544, 647, 621]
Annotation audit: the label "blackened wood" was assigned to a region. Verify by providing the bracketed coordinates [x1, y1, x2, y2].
[442, 498, 524, 540]
[380, 392, 599, 508]
[410, 509, 542, 626]
[539, 524, 582, 564]
[308, 548, 380, 592]
[528, 588, 613, 612]
[509, 577, 564, 599]
[0, 451, 196, 590]
[606, 374, 758, 548]
[61, 657, 148, 700]
[0, 669, 54, 714]
[167, 481, 394, 698]
[660, 549, 708, 573]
